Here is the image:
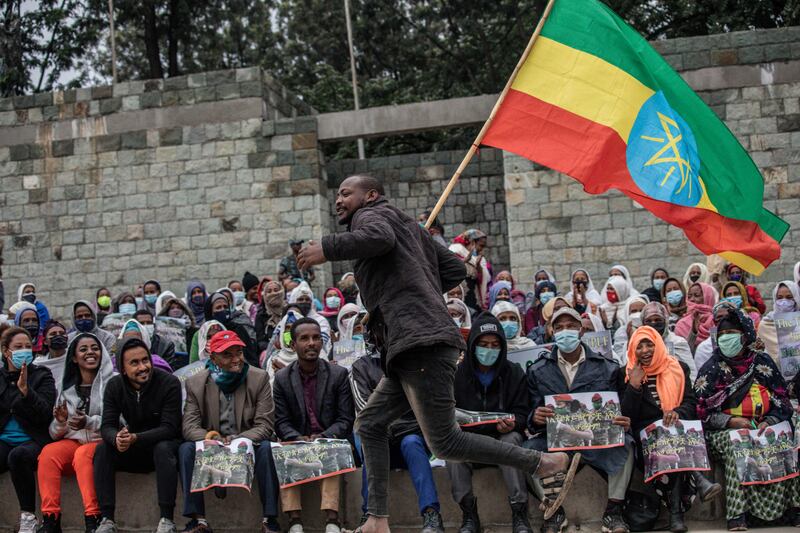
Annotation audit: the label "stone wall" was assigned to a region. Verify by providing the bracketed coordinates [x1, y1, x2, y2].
[325, 148, 508, 280]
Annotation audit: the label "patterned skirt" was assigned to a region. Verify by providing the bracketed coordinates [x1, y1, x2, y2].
[707, 430, 800, 520]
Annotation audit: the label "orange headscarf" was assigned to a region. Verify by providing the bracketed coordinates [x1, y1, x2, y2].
[626, 326, 685, 412]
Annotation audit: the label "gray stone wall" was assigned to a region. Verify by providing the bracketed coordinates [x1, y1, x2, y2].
[325, 148, 508, 280]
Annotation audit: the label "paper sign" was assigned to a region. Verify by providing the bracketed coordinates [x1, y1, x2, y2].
[582, 331, 613, 358]
[156, 316, 189, 355]
[271, 439, 356, 489]
[775, 312, 800, 380]
[507, 344, 552, 370]
[99, 313, 133, 341]
[191, 438, 255, 492]
[544, 391, 625, 451]
[332, 339, 366, 370]
[455, 408, 515, 428]
[640, 419, 710, 483]
[729, 421, 799, 486]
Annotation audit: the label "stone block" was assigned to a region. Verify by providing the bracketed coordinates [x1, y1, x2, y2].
[159, 127, 184, 146]
[99, 97, 122, 114]
[140, 91, 162, 108]
[95, 134, 121, 153]
[239, 81, 262, 97]
[91, 85, 113, 99]
[121, 131, 147, 150]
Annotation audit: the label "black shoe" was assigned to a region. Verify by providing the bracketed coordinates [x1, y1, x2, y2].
[511, 502, 533, 533]
[669, 512, 687, 533]
[691, 471, 723, 503]
[421, 508, 445, 533]
[181, 519, 212, 533]
[727, 514, 747, 531]
[36, 514, 62, 533]
[261, 517, 281, 533]
[540, 507, 567, 533]
[85, 515, 102, 533]
[458, 497, 481, 533]
[601, 510, 629, 533]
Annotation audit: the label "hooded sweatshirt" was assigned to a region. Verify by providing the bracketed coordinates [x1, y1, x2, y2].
[16, 282, 51, 336]
[185, 281, 207, 326]
[454, 313, 529, 437]
[49, 333, 116, 444]
[68, 300, 117, 355]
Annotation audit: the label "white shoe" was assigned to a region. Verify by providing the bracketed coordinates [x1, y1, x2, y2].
[95, 518, 118, 533]
[288, 524, 304, 533]
[18, 512, 37, 533]
[155, 518, 177, 533]
[325, 523, 341, 533]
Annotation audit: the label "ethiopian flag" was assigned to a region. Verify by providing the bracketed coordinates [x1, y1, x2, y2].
[481, 0, 789, 275]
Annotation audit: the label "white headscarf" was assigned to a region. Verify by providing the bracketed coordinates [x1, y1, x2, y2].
[600, 276, 631, 327]
[446, 298, 472, 329]
[609, 264, 639, 297]
[794, 262, 800, 286]
[196, 320, 226, 362]
[683, 263, 710, 290]
[564, 269, 602, 307]
[118, 319, 151, 350]
[491, 300, 535, 351]
[337, 303, 361, 334]
[17, 282, 35, 302]
[155, 291, 177, 317]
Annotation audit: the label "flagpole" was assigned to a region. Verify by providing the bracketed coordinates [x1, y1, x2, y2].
[425, 0, 557, 229]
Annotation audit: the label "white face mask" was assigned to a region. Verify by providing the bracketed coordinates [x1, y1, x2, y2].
[628, 312, 642, 328]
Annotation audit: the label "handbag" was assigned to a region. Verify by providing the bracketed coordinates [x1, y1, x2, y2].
[624, 489, 662, 532]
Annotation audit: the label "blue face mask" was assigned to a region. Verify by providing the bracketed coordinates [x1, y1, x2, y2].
[352, 334, 364, 342]
[144, 294, 158, 306]
[723, 295, 743, 309]
[666, 290, 683, 306]
[11, 349, 33, 369]
[500, 320, 519, 339]
[135, 297, 144, 307]
[119, 303, 137, 315]
[652, 278, 666, 292]
[728, 273, 742, 282]
[717, 333, 743, 358]
[326, 296, 341, 309]
[74, 319, 95, 333]
[233, 291, 246, 306]
[554, 329, 581, 353]
[539, 291, 555, 305]
[474, 346, 500, 366]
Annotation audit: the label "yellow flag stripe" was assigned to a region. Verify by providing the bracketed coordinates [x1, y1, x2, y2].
[511, 36, 655, 142]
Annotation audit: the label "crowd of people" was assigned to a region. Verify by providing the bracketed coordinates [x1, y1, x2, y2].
[1, 224, 800, 533]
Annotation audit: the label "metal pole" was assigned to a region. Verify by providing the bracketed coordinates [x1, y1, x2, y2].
[344, 0, 365, 159]
[108, 0, 118, 84]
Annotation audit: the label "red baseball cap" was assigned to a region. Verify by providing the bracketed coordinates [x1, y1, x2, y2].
[209, 330, 245, 354]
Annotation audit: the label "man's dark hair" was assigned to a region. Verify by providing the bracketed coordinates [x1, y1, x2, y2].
[134, 309, 153, 320]
[350, 174, 385, 196]
[290, 317, 321, 340]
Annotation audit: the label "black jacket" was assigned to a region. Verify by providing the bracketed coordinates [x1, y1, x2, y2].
[455, 313, 529, 436]
[527, 343, 626, 434]
[273, 359, 354, 441]
[254, 308, 281, 355]
[621, 361, 696, 435]
[100, 368, 182, 448]
[321, 198, 466, 370]
[150, 333, 177, 368]
[0, 364, 56, 446]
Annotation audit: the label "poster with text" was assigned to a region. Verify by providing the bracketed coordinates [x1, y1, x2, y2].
[455, 408, 515, 428]
[271, 439, 356, 489]
[156, 316, 189, 355]
[729, 421, 799, 486]
[775, 312, 800, 380]
[545, 391, 624, 451]
[331, 339, 366, 370]
[640, 419, 710, 483]
[507, 344, 552, 370]
[190, 437, 254, 492]
[582, 331, 613, 358]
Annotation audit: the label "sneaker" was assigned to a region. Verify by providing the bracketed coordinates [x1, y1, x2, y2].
[288, 523, 304, 533]
[85, 515, 102, 533]
[325, 523, 341, 533]
[94, 518, 117, 533]
[35, 514, 61, 533]
[19, 512, 38, 533]
[155, 518, 177, 533]
[727, 514, 747, 531]
[540, 507, 567, 533]
[181, 519, 212, 533]
[421, 508, 445, 533]
[601, 511, 629, 533]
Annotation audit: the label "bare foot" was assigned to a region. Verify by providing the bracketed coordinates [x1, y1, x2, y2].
[534, 451, 570, 478]
[359, 516, 390, 533]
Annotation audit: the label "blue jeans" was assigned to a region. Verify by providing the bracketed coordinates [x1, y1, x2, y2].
[359, 434, 440, 516]
[178, 441, 280, 518]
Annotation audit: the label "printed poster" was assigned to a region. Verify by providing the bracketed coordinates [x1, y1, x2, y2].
[544, 391, 625, 451]
[455, 408, 515, 428]
[156, 316, 189, 355]
[582, 331, 613, 358]
[729, 421, 799, 486]
[507, 344, 552, 370]
[332, 339, 366, 370]
[191, 437, 255, 492]
[99, 313, 132, 341]
[775, 312, 800, 380]
[640, 419, 710, 483]
[271, 439, 356, 489]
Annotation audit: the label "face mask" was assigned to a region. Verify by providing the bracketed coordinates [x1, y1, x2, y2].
[233, 291, 246, 306]
[728, 273, 742, 282]
[119, 303, 137, 315]
[22, 293, 36, 304]
[191, 295, 205, 306]
[775, 298, 796, 314]
[606, 290, 619, 303]
[689, 274, 700, 283]
[49, 335, 68, 351]
[666, 290, 683, 306]
[168, 307, 184, 318]
[453, 317, 462, 327]
[723, 295, 743, 309]
[554, 329, 581, 353]
[474, 346, 500, 366]
[628, 312, 642, 328]
[295, 302, 312, 316]
[352, 334, 364, 342]
[23, 325, 39, 341]
[500, 320, 519, 339]
[652, 279, 666, 292]
[142, 324, 154, 337]
[213, 310, 231, 324]
[326, 296, 341, 309]
[718, 333, 744, 358]
[135, 297, 144, 307]
[97, 295, 111, 309]
[539, 291, 554, 305]
[11, 349, 33, 369]
[144, 294, 158, 306]
[267, 292, 285, 306]
[74, 319, 95, 333]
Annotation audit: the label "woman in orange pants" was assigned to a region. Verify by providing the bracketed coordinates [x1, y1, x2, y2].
[37, 333, 115, 533]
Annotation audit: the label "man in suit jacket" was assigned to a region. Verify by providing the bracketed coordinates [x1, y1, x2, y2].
[273, 318, 355, 533]
[179, 330, 280, 533]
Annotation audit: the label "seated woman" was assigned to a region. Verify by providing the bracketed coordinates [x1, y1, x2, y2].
[525, 280, 557, 342]
[488, 281, 512, 311]
[490, 301, 535, 351]
[0, 327, 56, 533]
[661, 278, 687, 331]
[622, 326, 721, 533]
[695, 309, 799, 531]
[720, 281, 761, 329]
[611, 296, 649, 365]
[756, 281, 799, 364]
[674, 282, 717, 353]
[37, 333, 115, 533]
